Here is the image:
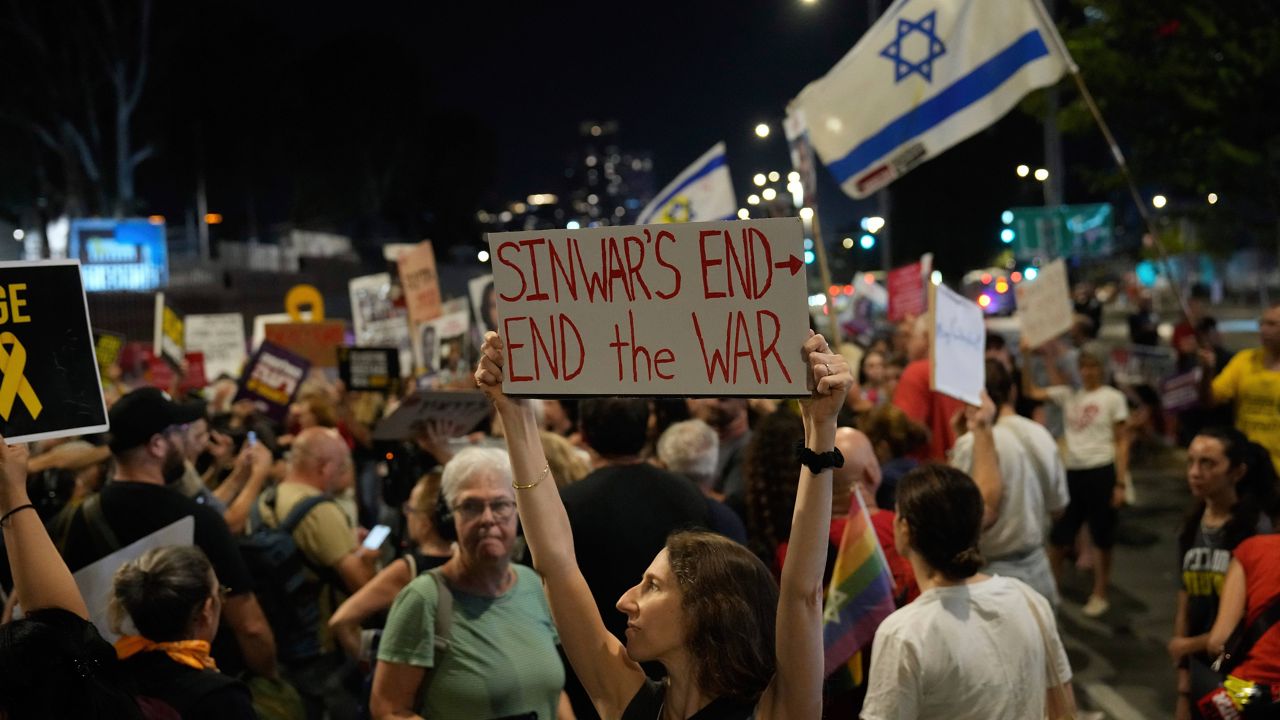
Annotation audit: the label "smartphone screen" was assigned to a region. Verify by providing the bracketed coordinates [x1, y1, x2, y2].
[363, 524, 392, 551]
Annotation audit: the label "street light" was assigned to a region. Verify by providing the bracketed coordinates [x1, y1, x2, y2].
[762, 188, 777, 201]
[768, 171, 780, 182]
[477, 250, 490, 262]
[930, 270, 942, 285]
[787, 171, 800, 182]
[755, 123, 770, 138]
[1016, 164, 1030, 178]
[842, 237, 854, 249]
[1001, 228, 1015, 243]
[747, 194, 760, 205]
[862, 216, 885, 233]
[566, 220, 580, 229]
[1152, 194, 1168, 209]
[753, 173, 767, 186]
[1001, 210, 1014, 224]
[799, 207, 814, 221]
[860, 234, 876, 249]
[737, 208, 750, 220]
[1208, 193, 1219, 205]
[1033, 168, 1049, 182]
[12, 229, 23, 241]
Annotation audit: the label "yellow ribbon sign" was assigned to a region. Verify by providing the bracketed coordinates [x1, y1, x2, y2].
[0, 332, 42, 421]
[285, 284, 325, 323]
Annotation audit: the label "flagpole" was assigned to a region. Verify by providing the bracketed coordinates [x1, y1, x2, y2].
[1029, 0, 1192, 322]
[808, 207, 844, 345]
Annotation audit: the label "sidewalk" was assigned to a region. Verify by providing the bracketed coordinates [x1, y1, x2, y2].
[1056, 444, 1187, 720]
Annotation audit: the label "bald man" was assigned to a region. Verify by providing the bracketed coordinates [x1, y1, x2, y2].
[257, 427, 375, 718]
[832, 427, 918, 604]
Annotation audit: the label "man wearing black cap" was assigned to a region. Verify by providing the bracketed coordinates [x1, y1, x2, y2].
[59, 387, 279, 680]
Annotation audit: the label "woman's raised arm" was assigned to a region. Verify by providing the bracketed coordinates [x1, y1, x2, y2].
[475, 332, 646, 718]
[760, 333, 850, 720]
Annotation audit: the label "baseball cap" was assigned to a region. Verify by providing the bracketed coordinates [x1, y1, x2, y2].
[108, 388, 207, 454]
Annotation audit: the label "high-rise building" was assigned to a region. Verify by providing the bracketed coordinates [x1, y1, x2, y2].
[565, 120, 654, 227]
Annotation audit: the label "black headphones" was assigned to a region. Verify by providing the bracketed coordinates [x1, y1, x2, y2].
[433, 492, 457, 542]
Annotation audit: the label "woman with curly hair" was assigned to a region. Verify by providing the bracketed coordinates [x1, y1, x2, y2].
[476, 330, 850, 720]
[740, 408, 806, 571]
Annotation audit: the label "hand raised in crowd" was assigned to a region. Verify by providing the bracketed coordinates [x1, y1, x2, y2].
[475, 331, 528, 414]
[0, 435, 30, 503]
[412, 418, 468, 463]
[799, 331, 852, 423]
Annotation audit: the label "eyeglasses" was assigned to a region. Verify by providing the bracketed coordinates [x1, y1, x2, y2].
[452, 498, 517, 521]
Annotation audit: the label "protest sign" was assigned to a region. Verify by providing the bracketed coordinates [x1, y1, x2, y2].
[0, 260, 109, 443]
[1015, 258, 1073, 349]
[184, 313, 247, 381]
[264, 320, 345, 368]
[397, 241, 443, 324]
[93, 330, 125, 381]
[373, 390, 492, 442]
[143, 350, 175, 390]
[152, 292, 184, 366]
[1109, 344, 1176, 388]
[486, 218, 810, 397]
[929, 282, 985, 406]
[182, 352, 207, 390]
[887, 255, 931, 322]
[469, 274, 498, 335]
[338, 347, 400, 393]
[350, 272, 413, 375]
[1161, 369, 1201, 412]
[234, 341, 310, 422]
[414, 310, 470, 378]
[72, 516, 193, 643]
[252, 312, 292, 351]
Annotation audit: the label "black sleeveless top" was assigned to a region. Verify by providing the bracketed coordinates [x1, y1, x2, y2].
[620, 679, 757, 720]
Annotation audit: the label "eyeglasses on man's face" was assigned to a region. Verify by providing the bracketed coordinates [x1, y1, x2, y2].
[452, 498, 517, 521]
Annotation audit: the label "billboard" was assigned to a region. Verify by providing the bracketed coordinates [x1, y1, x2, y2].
[70, 218, 169, 292]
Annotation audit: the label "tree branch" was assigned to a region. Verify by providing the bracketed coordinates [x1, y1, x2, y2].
[125, 0, 153, 111]
[61, 119, 103, 183]
[129, 143, 155, 169]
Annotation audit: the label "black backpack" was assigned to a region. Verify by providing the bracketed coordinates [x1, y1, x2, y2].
[239, 488, 335, 664]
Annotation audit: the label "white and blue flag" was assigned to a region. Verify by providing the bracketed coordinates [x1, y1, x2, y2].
[793, 0, 1075, 199]
[638, 142, 737, 225]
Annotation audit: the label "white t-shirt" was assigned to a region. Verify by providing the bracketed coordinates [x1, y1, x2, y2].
[1044, 385, 1129, 470]
[861, 576, 1072, 720]
[949, 415, 1070, 558]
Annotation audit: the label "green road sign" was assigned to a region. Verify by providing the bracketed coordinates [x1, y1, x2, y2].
[1001, 203, 1113, 260]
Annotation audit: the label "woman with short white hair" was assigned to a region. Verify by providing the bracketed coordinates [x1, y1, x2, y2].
[370, 447, 568, 720]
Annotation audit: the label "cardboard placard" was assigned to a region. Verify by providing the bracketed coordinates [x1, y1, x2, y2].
[0, 260, 110, 443]
[372, 390, 492, 441]
[887, 256, 930, 322]
[349, 273, 413, 376]
[234, 341, 310, 422]
[469, 274, 498, 336]
[143, 350, 175, 390]
[1109, 344, 1176, 388]
[251, 312, 292, 351]
[397, 241, 443, 324]
[1015, 258, 1073, 349]
[929, 282, 985, 406]
[1161, 369, 1201, 412]
[414, 310, 470, 378]
[184, 313, 247, 381]
[263, 320, 345, 368]
[152, 292, 184, 366]
[182, 351, 208, 390]
[338, 347, 400, 393]
[93, 330, 125, 380]
[486, 218, 810, 397]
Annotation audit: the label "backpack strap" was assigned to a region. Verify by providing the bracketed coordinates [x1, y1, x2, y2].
[80, 493, 122, 554]
[1219, 592, 1280, 673]
[426, 568, 454, 654]
[278, 494, 335, 535]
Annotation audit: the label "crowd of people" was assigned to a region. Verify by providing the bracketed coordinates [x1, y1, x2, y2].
[3, 284, 1280, 719]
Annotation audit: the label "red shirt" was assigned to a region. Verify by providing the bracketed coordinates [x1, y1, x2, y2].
[892, 359, 966, 461]
[1173, 321, 1198, 354]
[1231, 535, 1280, 683]
[774, 508, 919, 605]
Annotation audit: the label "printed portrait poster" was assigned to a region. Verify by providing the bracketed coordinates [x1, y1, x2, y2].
[233, 341, 310, 423]
[485, 218, 810, 397]
[0, 260, 109, 443]
[414, 310, 470, 382]
[469, 274, 499, 336]
[396, 241, 443, 324]
[349, 272, 413, 375]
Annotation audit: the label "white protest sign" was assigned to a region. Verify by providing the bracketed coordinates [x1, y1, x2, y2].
[251, 312, 292, 351]
[1015, 258, 1073, 349]
[72, 516, 194, 643]
[414, 310, 470, 377]
[930, 282, 985, 406]
[184, 313, 247, 381]
[486, 218, 810, 397]
[349, 273, 413, 376]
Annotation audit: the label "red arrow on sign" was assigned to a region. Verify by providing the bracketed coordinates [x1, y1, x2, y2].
[775, 255, 803, 276]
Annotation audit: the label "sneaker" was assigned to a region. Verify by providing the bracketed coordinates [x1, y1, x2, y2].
[1081, 595, 1110, 617]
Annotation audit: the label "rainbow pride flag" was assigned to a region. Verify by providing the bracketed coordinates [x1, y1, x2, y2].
[822, 491, 897, 679]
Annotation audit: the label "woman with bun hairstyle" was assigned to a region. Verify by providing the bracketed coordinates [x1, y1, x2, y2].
[861, 464, 1077, 720]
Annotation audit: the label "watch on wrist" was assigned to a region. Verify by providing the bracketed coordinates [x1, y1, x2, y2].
[795, 443, 845, 474]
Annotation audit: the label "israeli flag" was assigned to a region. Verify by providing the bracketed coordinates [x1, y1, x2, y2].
[638, 142, 737, 225]
[793, 0, 1075, 199]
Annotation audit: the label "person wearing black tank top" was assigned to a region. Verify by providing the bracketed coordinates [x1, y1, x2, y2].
[477, 331, 847, 720]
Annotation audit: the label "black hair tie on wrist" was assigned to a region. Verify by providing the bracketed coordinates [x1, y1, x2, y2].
[796, 443, 845, 475]
[0, 504, 35, 528]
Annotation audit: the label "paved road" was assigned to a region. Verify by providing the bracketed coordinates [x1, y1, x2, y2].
[1057, 445, 1189, 720]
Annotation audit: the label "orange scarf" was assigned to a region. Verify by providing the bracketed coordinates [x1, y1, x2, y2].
[114, 635, 218, 671]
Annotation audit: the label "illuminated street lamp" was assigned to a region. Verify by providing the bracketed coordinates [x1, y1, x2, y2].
[1033, 168, 1049, 182]
[1207, 193, 1219, 205]
[762, 188, 777, 201]
[737, 208, 750, 220]
[1152, 194, 1167, 209]
[755, 123, 770, 138]
[1016, 164, 1030, 178]
[747, 194, 760, 205]
[753, 173, 766, 186]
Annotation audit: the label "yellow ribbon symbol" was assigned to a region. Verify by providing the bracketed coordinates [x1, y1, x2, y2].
[0, 332, 42, 422]
[285, 285, 325, 323]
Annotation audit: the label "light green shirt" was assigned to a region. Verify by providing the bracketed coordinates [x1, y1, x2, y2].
[379, 564, 563, 720]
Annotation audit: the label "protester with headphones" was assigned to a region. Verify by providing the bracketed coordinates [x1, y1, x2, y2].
[369, 447, 569, 720]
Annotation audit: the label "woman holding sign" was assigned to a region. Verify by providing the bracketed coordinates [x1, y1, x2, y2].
[475, 330, 848, 720]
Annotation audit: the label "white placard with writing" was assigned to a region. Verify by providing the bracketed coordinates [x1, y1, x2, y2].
[930, 282, 985, 406]
[486, 218, 810, 397]
[1015, 258, 1073, 349]
[184, 313, 247, 381]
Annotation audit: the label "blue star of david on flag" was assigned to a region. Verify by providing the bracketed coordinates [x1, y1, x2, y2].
[880, 10, 947, 83]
